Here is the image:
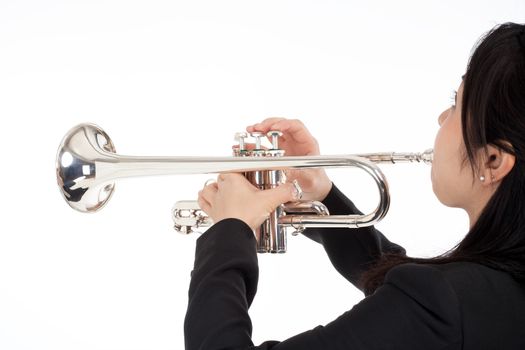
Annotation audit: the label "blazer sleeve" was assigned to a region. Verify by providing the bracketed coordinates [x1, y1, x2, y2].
[302, 183, 405, 289]
[184, 218, 462, 350]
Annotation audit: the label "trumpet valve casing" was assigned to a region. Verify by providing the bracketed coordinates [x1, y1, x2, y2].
[236, 132, 287, 253]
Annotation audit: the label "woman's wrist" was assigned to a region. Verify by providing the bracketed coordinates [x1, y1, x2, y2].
[311, 170, 333, 201]
[318, 180, 333, 202]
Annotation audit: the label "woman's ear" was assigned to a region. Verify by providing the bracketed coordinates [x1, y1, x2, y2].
[479, 144, 516, 185]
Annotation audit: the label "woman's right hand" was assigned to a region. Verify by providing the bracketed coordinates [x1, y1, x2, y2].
[246, 118, 333, 202]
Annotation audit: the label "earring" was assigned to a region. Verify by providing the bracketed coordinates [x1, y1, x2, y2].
[480, 175, 486, 182]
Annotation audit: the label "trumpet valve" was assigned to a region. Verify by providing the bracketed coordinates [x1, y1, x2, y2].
[267, 130, 283, 150]
[234, 132, 248, 156]
[249, 132, 264, 150]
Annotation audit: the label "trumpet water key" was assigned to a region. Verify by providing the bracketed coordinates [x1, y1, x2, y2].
[56, 123, 433, 253]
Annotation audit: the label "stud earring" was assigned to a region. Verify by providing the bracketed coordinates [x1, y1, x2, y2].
[480, 175, 486, 182]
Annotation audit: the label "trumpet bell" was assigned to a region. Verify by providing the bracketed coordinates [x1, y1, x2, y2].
[56, 123, 117, 213]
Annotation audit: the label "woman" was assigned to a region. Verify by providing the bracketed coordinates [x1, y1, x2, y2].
[185, 22, 525, 349]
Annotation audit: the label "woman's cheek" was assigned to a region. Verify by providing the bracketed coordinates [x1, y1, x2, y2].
[430, 155, 447, 204]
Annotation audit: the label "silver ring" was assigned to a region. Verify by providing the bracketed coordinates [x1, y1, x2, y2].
[292, 179, 303, 200]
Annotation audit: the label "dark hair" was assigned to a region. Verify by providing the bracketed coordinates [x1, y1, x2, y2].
[362, 22, 525, 295]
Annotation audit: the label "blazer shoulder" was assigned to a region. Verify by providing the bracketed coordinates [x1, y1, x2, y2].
[384, 263, 462, 321]
[426, 261, 524, 295]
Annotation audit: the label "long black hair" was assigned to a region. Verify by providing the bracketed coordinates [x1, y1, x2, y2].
[362, 22, 525, 295]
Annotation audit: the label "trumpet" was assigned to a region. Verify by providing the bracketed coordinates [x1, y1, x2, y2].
[56, 123, 433, 253]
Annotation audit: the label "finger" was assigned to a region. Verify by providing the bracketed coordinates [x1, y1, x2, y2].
[218, 173, 258, 194]
[283, 168, 301, 181]
[260, 182, 300, 209]
[269, 119, 316, 144]
[197, 192, 212, 213]
[203, 180, 218, 191]
[220, 171, 248, 182]
[217, 173, 238, 185]
[200, 183, 218, 203]
[203, 178, 217, 189]
[232, 142, 268, 151]
[218, 172, 246, 183]
[246, 117, 287, 133]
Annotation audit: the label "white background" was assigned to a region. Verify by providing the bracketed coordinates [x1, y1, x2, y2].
[1, 1, 524, 349]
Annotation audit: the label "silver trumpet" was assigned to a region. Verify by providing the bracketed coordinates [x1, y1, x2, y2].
[56, 123, 433, 253]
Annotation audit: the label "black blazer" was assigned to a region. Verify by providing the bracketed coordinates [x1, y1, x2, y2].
[184, 185, 525, 349]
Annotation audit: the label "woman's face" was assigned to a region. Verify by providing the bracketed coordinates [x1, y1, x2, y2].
[431, 82, 478, 211]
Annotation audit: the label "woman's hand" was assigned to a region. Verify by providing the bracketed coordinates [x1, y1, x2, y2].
[246, 118, 333, 201]
[198, 173, 300, 231]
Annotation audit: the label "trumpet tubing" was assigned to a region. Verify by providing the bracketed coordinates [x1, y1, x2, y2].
[56, 123, 433, 253]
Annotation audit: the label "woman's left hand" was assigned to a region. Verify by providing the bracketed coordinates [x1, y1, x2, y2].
[198, 173, 300, 231]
